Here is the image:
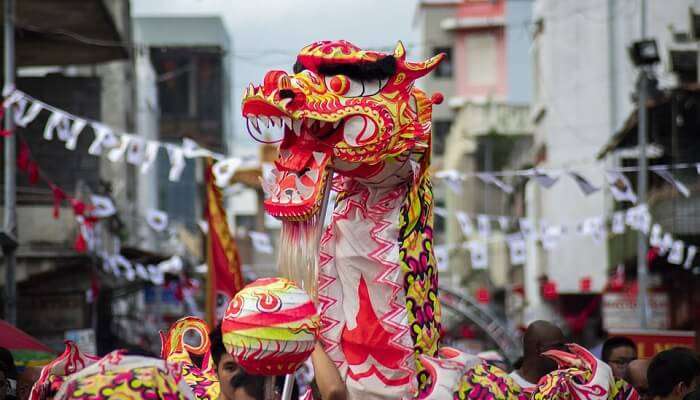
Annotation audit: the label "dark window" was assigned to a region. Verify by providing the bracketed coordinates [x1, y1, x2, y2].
[432, 120, 452, 155]
[433, 47, 453, 78]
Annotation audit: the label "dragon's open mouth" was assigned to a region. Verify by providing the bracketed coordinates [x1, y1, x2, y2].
[244, 99, 343, 221]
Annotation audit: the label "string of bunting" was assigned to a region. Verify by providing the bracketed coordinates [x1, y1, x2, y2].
[432, 205, 700, 276]
[1, 86, 253, 185]
[436, 164, 696, 201]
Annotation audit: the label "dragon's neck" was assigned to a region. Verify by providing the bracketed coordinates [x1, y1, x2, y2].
[317, 156, 440, 399]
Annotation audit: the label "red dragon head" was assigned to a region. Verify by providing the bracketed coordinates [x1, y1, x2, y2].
[242, 40, 444, 221]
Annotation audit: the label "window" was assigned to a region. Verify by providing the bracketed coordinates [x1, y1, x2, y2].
[432, 120, 452, 155]
[465, 33, 497, 85]
[432, 47, 453, 78]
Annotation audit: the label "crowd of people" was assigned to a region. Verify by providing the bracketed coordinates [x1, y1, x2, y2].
[1, 320, 698, 399]
[505, 321, 700, 400]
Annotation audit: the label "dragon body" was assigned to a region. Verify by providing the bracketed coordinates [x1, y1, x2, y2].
[242, 40, 443, 398]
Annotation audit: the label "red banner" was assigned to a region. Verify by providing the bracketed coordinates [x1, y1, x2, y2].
[205, 158, 244, 327]
[609, 329, 696, 359]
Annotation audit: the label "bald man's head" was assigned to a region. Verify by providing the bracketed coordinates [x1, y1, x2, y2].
[626, 359, 650, 398]
[523, 320, 566, 358]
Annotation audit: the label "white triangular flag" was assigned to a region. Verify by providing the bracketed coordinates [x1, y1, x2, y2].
[653, 170, 690, 198]
[249, 231, 274, 254]
[568, 171, 600, 195]
[649, 224, 663, 248]
[667, 240, 685, 265]
[194, 264, 208, 274]
[102, 255, 114, 274]
[467, 240, 488, 270]
[497, 216, 510, 231]
[456, 212, 473, 237]
[43, 111, 67, 140]
[126, 137, 146, 165]
[107, 134, 132, 162]
[434, 245, 449, 272]
[165, 144, 186, 182]
[159, 256, 183, 274]
[476, 172, 513, 194]
[506, 233, 526, 265]
[88, 123, 120, 155]
[147, 264, 164, 285]
[433, 207, 448, 218]
[105, 255, 121, 277]
[146, 209, 169, 232]
[519, 218, 535, 238]
[90, 195, 116, 218]
[612, 211, 625, 234]
[529, 169, 560, 189]
[140, 141, 160, 174]
[213, 158, 243, 188]
[477, 215, 491, 237]
[65, 119, 86, 150]
[436, 169, 463, 194]
[1, 89, 23, 108]
[659, 233, 673, 255]
[198, 220, 209, 234]
[542, 225, 563, 250]
[182, 137, 213, 158]
[684, 245, 697, 270]
[606, 171, 637, 203]
[135, 263, 150, 280]
[15, 100, 43, 127]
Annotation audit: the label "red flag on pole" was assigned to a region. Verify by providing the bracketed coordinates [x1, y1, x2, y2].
[204, 158, 244, 327]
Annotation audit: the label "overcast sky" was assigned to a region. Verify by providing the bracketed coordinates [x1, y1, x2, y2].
[132, 0, 421, 155]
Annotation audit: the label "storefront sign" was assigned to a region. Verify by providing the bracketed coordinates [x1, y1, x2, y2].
[609, 329, 695, 358]
[602, 292, 669, 330]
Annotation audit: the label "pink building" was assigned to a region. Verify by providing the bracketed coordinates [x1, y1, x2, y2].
[448, 0, 508, 101]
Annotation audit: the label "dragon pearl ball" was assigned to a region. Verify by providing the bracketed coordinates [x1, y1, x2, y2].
[221, 277, 320, 375]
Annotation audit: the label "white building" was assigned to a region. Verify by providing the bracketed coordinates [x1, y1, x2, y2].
[526, 0, 699, 317]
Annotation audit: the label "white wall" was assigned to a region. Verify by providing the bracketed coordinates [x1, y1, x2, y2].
[530, 0, 700, 294]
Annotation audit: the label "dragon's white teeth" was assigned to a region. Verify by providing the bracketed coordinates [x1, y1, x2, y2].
[279, 192, 291, 204]
[291, 190, 303, 204]
[292, 119, 302, 136]
[250, 117, 260, 131]
[304, 168, 319, 182]
[312, 152, 325, 165]
[279, 98, 292, 108]
[305, 118, 316, 129]
[318, 121, 327, 129]
[259, 116, 270, 128]
[333, 120, 341, 129]
[270, 116, 281, 127]
[283, 116, 292, 129]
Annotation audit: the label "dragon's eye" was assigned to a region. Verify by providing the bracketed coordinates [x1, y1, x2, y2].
[325, 75, 384, 98]
[326, 75, 350, 95]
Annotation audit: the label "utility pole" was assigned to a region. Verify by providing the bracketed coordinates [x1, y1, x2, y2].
[636, 0, 650, 329]
[3, 0, 18, 325]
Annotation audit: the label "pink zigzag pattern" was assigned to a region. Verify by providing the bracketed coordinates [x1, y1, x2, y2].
[365, 187, 415, 378]
[317, 185, 414, 380]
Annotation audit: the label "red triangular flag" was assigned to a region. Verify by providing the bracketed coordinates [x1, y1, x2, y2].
[28, 161, 39, 184]
[51, 186, 66, 219]
[71, 199, 87, 216]
[74, 231, 87, 253]
[17, 141, 30, 171]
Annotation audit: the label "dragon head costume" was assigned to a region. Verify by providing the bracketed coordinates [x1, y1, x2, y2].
[242, 40, 444, 398]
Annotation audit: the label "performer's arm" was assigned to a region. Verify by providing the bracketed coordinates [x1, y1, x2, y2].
[311, 342, 347, 400]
